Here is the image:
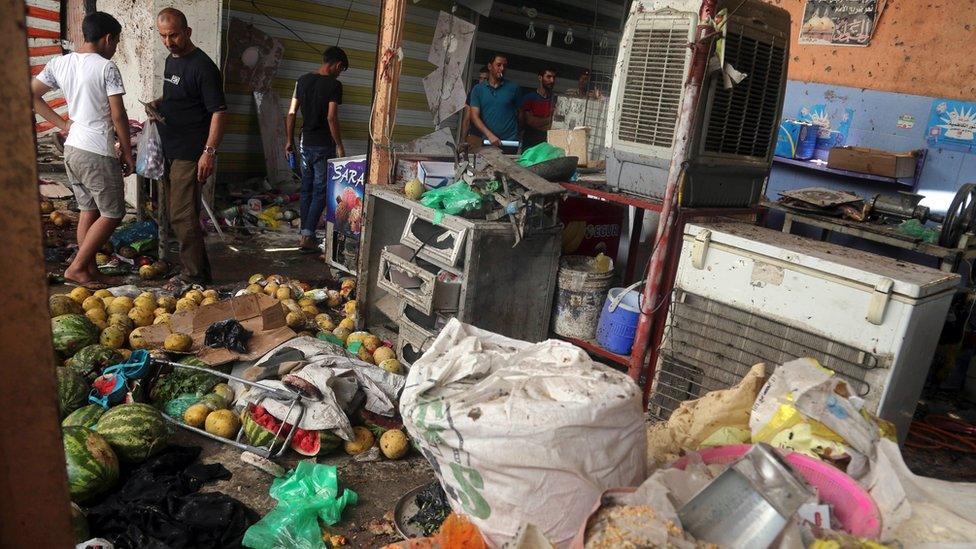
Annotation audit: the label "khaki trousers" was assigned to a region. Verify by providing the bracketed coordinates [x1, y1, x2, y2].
[161, 159, 211, 283]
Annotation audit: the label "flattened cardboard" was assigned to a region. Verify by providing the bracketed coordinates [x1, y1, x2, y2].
[141, 293, 296, 366]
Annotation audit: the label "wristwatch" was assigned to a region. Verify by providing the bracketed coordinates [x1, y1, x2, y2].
[203, 146, 217, 157]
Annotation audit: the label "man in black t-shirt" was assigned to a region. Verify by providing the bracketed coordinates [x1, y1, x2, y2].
[149, 7, 227, 287]
[285, 46, 348, 253]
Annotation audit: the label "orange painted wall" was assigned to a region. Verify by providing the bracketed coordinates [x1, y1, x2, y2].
[767, 0, 976, 100]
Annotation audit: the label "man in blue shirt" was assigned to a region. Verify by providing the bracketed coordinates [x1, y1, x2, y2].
[469, 54, 520, 149]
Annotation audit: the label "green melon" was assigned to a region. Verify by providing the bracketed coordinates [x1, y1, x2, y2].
[319, 430, 343, 454]
[66, 344, 122, 383]
[52, 314, 100, 356]
[62, 426, 119, 503]
[57, 367, 89, 419]
[50, 294, 83, 317]
[62, 404, 106, 429]
[94, 403, 169, 463]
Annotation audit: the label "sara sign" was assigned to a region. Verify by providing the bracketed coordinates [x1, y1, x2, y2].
[326, 155, 367, 236]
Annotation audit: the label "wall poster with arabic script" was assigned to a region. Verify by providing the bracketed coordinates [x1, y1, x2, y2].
[799, 0, 880, 47]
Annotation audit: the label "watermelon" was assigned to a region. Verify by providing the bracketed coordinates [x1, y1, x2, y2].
[241, 404, 289, 451]
[62, 426, 119, 503]
[52, 314, 100, 356]
[94, 403, 169, 462]
[62, 404, 106, 429]
[66, 344, 122, 382]
[57, 367, 89, 419]
[319, 430, 343, 454]
[290, 427, 321, 456]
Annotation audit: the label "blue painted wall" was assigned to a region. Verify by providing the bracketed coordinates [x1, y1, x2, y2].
[766, 80, 976, 214]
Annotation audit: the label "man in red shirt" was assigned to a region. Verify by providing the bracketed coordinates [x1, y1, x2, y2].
[519, 67, 556, 149]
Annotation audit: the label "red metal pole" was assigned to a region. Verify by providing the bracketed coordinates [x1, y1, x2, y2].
[627, 0, 718, 393]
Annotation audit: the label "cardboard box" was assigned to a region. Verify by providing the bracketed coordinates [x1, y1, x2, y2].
[417, 161, 456, 190]
[141, 293, 296, 366]
[547, 128, 591, 167]
[827, 146, 917, 178]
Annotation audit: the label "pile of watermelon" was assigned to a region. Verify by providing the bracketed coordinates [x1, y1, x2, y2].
[60, 402, 171, 504]
[241, 404, 342, 456]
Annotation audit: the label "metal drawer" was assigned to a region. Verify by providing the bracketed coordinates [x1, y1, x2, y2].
[377, 244, 462, 315]
[398, 300, 450, 338]
[396, 321, 435, 369]
[400, 209, 468, 267]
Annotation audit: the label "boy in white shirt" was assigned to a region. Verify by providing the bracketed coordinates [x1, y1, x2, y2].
[31, 11, 133, 289]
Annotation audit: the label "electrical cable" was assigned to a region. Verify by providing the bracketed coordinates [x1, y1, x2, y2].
[249, 0, 321, 55]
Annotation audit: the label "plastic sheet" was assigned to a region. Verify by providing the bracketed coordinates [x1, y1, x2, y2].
[419, 182, 482, 215]
[517, 142, 565, 167]
[87, 445, 257, 549]
[242, 462, 358, 549]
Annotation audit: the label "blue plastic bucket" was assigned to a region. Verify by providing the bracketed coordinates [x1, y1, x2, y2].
[813, 130, 840, 162]
[596, 286, 642, 355]
[794, 123, 821, 160]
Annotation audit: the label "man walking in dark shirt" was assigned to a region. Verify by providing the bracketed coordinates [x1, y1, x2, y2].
[285, 46, 348, 253]
[150, 7, 227, 287]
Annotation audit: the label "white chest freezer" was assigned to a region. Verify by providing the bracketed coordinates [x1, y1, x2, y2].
[652, 221, 960, 439]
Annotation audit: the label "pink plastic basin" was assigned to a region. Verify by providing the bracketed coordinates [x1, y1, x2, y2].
[670, 444, 881, 539]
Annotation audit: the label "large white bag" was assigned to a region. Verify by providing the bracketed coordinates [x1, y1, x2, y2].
[400, 319, 647, 548]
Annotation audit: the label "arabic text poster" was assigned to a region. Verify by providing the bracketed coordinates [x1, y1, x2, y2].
[326, 155, 367, 236]
[799, 0, 878, 46]
[926, 100, 976, 153]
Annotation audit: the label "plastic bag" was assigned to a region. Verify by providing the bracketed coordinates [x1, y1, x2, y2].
[517, 142, 565, 167]
[419, 181, 482, 215]
[205, 319, 252, 353]
[242, 462, 358, 549]
[135, 121, 164, 179]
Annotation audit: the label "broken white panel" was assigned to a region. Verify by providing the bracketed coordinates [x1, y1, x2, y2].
[428, 12, 476, 86]
[226, 17, 285, 93]
[456, 0, 493, 17]
[254, 89, 293, 186]
[422, 67, 467, 125]
[398, 127, 456, 155]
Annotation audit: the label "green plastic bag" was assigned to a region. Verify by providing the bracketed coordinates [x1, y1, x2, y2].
[242, 462, 358, 549]
[420, 181, 482, 215]
[517, 142, 565, 167]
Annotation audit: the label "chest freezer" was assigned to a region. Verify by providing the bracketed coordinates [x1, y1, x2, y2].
[652, 221, 959, 439]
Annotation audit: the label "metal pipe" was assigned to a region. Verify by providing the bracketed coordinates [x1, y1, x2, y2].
[627, 0, 718, 391]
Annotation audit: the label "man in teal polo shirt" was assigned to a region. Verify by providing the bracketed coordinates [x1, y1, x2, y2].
[469, 53, 521, 149]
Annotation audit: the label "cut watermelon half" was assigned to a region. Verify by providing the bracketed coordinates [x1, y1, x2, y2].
[290, 427, 321, 456]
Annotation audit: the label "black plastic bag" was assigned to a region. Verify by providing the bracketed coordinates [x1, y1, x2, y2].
[204, 319, 252, 353]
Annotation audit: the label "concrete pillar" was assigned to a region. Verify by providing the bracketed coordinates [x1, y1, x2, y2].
[0, 0, 75, 545]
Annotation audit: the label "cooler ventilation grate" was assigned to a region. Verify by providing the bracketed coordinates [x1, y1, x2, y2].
[702, 27, 787, 159]
[616, 17, 691, 148]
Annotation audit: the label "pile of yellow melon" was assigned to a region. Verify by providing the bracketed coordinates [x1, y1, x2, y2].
[55, 285, 226, 356]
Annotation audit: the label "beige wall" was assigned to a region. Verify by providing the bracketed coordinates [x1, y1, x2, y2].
[772, 0, 976, 101]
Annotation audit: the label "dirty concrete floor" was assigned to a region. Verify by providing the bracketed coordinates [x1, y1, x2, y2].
[177, 430, 436, 547]
[41, 173, 437, 545]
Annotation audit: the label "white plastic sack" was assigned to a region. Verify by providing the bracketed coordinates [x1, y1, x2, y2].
[400, 319, 647, 548]
[135, 120, 164, 179]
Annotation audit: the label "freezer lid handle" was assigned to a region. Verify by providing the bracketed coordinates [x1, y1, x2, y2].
[866, 278, 894, 325]
[692, 229, 712, 270]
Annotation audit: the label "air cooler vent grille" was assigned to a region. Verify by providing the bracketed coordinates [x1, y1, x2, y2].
[649, 292, 883, 422]
[617, 18, 691, 148]
[702, 28, 787, 159]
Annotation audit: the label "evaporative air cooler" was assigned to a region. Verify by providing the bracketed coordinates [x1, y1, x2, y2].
[605, 0, 791, 206]
[650, 221, 960, 440]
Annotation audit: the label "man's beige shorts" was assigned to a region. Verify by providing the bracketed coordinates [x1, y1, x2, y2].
[64, 145, 125, 219]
